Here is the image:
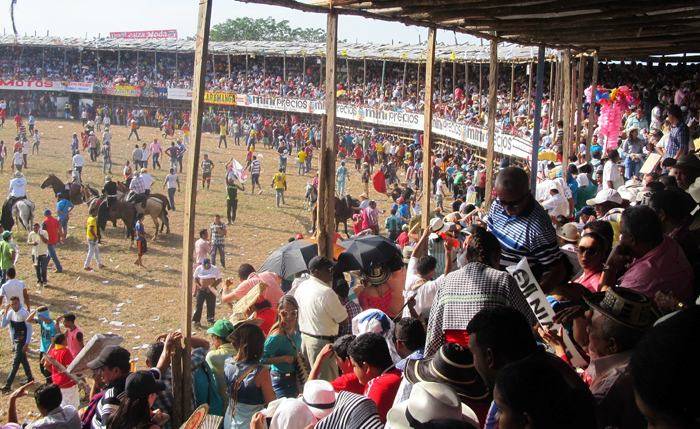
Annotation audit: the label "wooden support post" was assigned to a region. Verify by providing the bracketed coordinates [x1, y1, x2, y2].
[570, 58, 578, 149]
[527, 61, 533, 117]
[303, 56, 306, 79]
[319, 56, 323, 88]
[509, 62, 515, 124]
[465, 62, 469, 92]
[317, 11, 338, 258]
[116, 49, 119, 71]
[576, 57, 585, 148]
[363, 58, 367, 87]
[562, 50, 572, 174]
[530, 46, 546, 193]
[402, 61, 407, 98]
[227, 54, 231, 78]
[346, 56, 350, 87]
[416, 60, 420, 90]
[381, 60, 386, 91]
[478, 62, 483, 118]
[452, 60, 456, 95]
[484, 40, 499, 208]
[439, 61, 444, 99]
[421, 28, 437, 232]
[283, 53, 287, 81]
[154, 51, 158, 75]
[551, 60, 558, 128]
[180, 0, 212, 422]
[586, 52, 599, 161]
[175, 52, 179, 78]
[245, 52, 249, 78]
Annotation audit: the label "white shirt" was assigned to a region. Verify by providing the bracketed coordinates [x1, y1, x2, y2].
[193, 264, 222, 280]
[72, 153, 84, 168]
[0, 279, 26, 307]
[12, 152, 23, 166]
[542, 193, 569, 217]
[402, 257, 443, 318]
[602, 160, 623, 189]
[141, 173, 154, 190]
[293, 276, 348, 336]
[8, 177, 27, 197]
[165, 174, 178, 189]
[22, 140, 30, 155]
[576, 173, 591, 188]
[435, 178, 446, 196]
[27, 230, 49, 258]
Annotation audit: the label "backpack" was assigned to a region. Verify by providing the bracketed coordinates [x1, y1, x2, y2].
[192, 358, 224, 416]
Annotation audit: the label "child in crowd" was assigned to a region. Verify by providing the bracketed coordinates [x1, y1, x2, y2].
[57, 312, 84, 358]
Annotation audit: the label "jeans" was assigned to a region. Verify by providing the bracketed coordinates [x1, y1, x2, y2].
[152, 153, 161, 169]
[192, 288, 216, 324]
[336, 180, 346, 197]
[59, 218, 68, 237]
[34, 254, 48, 283]
[84, 240, 101, 268]
[625, 157, 641, 180]
[102, 157, 112, 174]
[210, 244, 225, 268]
[227, 199, 238, 223]
[128, 129, 140, 140]
[218, 135, 227, 148]
[167, 187, 176, 210]
[0, 268, 8, 284]
[271, 371, 299, 399]
[5, 342, 33, 388]
[275, 189, 285, 207]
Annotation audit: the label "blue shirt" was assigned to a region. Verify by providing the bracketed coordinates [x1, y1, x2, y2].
[666, 122, 690, 159]
[37, 319, 56, 353]
[56, 199, 73, 221]
[336, 166, 348, 182]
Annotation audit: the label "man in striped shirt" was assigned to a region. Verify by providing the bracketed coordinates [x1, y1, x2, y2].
[249, 155, 262, 194]
[486, 167, 567, 294]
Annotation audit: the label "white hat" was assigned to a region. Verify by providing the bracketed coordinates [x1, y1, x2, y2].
[586, 188, 623, 206]
[557, 222, 580, 243]
[386, 382, 479, 429]
[429, 217, 449, 239]
[617, 185, 641, 204]
[302, 380, 336, 420]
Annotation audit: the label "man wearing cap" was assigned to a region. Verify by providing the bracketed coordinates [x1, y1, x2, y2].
[1, 171, 27, 231]
[671, 153, 700, 190]
[85, 345, 132, 429]
[293, 256, 348, 381]
[486, 167, 567, 295]
[128, 170, 148, 209]
[205, 319, 235, 402]
[1, 296, 33, 393]
[665, 104, 689, 160]
[582, 288, 654, 428]
[192, 258, 222, 327]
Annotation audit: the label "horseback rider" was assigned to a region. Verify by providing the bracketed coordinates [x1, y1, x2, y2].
[1, 171, 27, 229]
[103, 176, 118, 208]
[128, 168, 153, 209]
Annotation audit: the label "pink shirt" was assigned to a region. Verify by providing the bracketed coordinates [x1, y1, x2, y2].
[150, 142, 162, 154]
[230, 272, 283, 306]
[194, 238, 211, 264]
[576, 270, 603, 293]
[620, 236, 693, 302]
[65, 326, 83, 358]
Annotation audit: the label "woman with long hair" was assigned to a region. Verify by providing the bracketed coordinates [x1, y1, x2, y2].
[107, 371, 167, 429]
[261, 295, 303, 398]
[223, 323, 275, 429]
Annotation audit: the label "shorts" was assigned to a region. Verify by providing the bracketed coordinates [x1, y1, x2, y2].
[202, 172, 211, 180]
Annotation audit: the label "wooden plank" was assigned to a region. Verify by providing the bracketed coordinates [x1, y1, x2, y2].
[180, 0, 212, 419]
[586, 52, 598, 161]
[530, 45, 546, 193]
[421, 27, 437, 232]
[452, 59, 456, 95]
[484, 39, 498, 208]
[576, 56, 585, 150]
[317, 11, 338, 258]
[478, 61, 483, 118]
[526, 60, 533, 116]
[509, 61, 515, 124]
[561, 50, 572, 175]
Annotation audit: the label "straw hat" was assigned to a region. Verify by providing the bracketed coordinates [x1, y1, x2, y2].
[387, 382, 479, 429]
[583, 287, 658, 330]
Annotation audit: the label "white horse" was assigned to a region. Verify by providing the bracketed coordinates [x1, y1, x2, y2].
[12, 199, 35, 231]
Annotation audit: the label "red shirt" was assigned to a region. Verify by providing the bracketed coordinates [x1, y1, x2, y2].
[42, 216, 61, 245]
[364, 369, 402, 423]
[47, 345, 76, 388]
[331, 372, 364, 395]
[255, 307, 276, 336]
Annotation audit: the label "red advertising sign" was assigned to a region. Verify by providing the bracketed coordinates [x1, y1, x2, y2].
[109, 30, 178, 39]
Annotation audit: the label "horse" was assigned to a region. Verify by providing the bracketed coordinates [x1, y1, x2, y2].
[0, 198, 35, 232]
[94, 190, 170, 241]
[40, 174, 97, 205]
[311, 194, 360, 237]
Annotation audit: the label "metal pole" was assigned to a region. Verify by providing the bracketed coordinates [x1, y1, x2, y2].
[478, 62, 483, 119]
[530, 46, 546, 194]
[576, 57, 585, 148]
[509, 62, 515, 124]
[318, 11, 338, 258]
[227, 54, 231, 79]
[346, 56, 350, 87]
[283, 53, 287, 81]
[484, 40, 498, 208]
[586, 52, 599, 161]
[175, 51, 178, 78]
[439, 61, 444, 99]
[154, 50, 157, 75]
[363, 58, 366, 87]
[381, 59, 386, 92]
[416, 60, 420, 90]
[452, 60, 456, 95]
[181, 0, 212, 421]
[117, 49, 120, 70]
[421, 28, 437, 232]
[402, 61, 407, 98]
[64, 48, 68, 74]
[245, 53, 249, 78]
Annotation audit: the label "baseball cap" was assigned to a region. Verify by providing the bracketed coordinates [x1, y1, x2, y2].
[586, 189, 623, 206]
[125, 370, 166, 399]
[207, 319, 235, 339]
[87, 345, 131, 370]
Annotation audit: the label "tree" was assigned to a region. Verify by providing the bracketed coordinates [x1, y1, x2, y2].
[210, 17, 326, 43]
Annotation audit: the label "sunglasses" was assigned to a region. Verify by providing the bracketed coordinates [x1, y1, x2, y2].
[576, 245, 599, 255]
[497, 193, 528, 209]
[280, 309, 298, 316]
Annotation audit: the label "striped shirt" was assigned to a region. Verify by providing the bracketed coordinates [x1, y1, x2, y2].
[250, 159, 261, 175]
[316, 391, 384, 429]
[487, 197, 561, 275]
[129, 175, 146, 194]
[424, 262, 536, 357]
[665, 122, 689, 159]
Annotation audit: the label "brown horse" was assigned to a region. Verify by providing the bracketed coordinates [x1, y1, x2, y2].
[90, 191, 170, 241]
[311, 194, 360, 237]
[40, 174, 97, 205]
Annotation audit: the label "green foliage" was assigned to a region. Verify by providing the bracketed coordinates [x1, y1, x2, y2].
[210, 17, 326, 43]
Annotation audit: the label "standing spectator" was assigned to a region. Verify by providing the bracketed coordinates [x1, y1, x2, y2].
[665, 104, 689, 160]
[57, 313, 84, 358]
[1, 296, 33, 393]
[250, 155, 262, 194]
[32, 128, 41, 154]
[27, 223, 49, 287]
[71, 151, 84, 180]
[26, 306, 56, 382]
[262, 295, 303, 398]
[131, 144, 143, 169]
[226, 176, 244, 225]
[210, 215, 227, 268]
[435, 173, 448, 211]
[218, 118, 228, 148]
[193, 229, 212, 268]
[192, 258, 222, 327]
[56, 194, 73, 240]
[101, 140, 112, 174]
[336, 161, 348, 197]
[602, 149, 623, 190]
[85, 345, 132, 429]
[332, 277, 361, 338]
[45, 333, 79, 408]
[0, 231, 16, 283]
[12, 147, 23, 172]
[0, 139, 6, 172]
[293, 256, 348, 382]
[134, 214, 147, 268]
[128, 117, 140, 141]
[271, 168, 287, 207]
[201, 153, 214, 190]
[165, 142, 179, 171]
[140, 142, 150, 171]
[149, 138, 162, 170]
[163, 168, 180, 211]
[205, 319, 236, 404]
[83, 212, 103, 271]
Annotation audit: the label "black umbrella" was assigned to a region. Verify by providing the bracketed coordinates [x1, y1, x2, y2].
[259, 239, 319, 279]
[336, 234, 403, 273]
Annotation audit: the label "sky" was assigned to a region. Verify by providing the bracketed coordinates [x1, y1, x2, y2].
[2, 0, 481, 45]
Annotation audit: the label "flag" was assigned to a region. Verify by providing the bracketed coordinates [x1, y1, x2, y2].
[228, 158, 248, 182]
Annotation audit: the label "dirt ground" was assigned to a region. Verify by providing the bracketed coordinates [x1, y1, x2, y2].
[0, 118, 383, 420]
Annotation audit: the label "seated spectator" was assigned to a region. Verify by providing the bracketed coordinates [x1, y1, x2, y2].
[85, 345, 133, 429]
[586, 188, 624, 245]
[582, 220, 614, 248]
[308, 334, 364, 395]
[494, 353, 597, 429]
[391, 318, 426, 405]
[581, 287, 656, 428]
[542, 187, 569, 218]
[387, 382, 479, 429]
[7, 382, 81, 428]
[403, 228, 443, 319]
[630, 307, 700, 429]
[315, 391, 384, 429]
[107, 371, 168, 429]
[602, 206, 694, 302]
[424, 226, 535, 357]
[348, 332, 402, 423]
[574, 231, 611, 293]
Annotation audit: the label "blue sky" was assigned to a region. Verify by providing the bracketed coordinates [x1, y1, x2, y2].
[3, 0, 480, 45]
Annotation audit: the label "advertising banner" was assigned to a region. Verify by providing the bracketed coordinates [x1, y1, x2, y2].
[62, 81, 94, 94]
[242, 95, 323, 114]
[203, 90, 237, 106]
[100, 84, 142, 97]
[109, 30, 177, 39]
[0, 79, 59, 91]
[167, 87, 192, 101]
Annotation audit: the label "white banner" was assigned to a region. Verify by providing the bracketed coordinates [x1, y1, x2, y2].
[166, 87, 192, 100]
[63, 81, 94, 94]
[241, 94, 324, 114]
[0, 79, 94, 94]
